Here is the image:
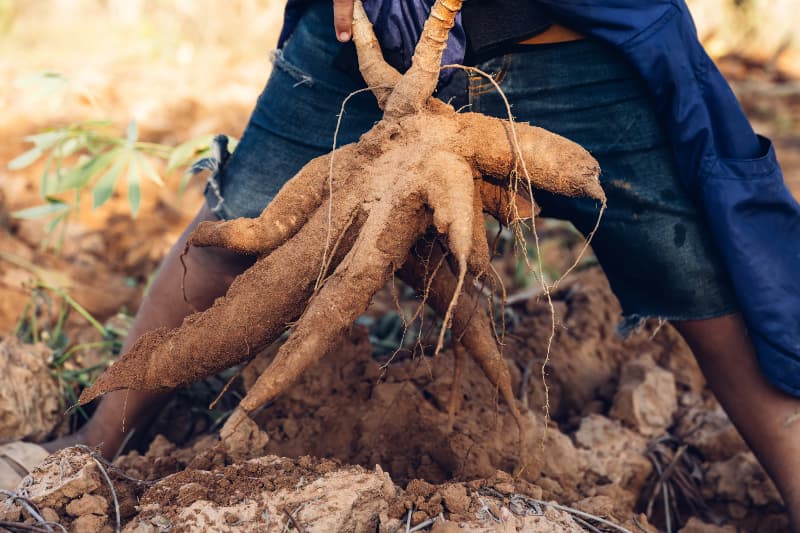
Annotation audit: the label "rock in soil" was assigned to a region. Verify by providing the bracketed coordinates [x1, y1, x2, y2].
[679, 517, 738, 533]
[675, 402, 748, 462]
[0, 337, 61, 441]
[610, 354, 678, 437]
[126, 456, 395, 532]
[572, 415, 653, 503]
[1, 446, 141, 529]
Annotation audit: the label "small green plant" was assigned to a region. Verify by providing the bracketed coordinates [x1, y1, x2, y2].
[13, 280, 130, 426]
[8, 72, 235, 251]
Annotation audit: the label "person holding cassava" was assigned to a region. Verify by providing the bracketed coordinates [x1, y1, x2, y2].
[3, 1, 798, 530]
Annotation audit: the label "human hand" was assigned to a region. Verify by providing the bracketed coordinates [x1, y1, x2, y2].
[333, 0, 354, 42]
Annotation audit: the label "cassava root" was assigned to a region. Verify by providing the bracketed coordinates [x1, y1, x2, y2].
[80, 0, 604, 458]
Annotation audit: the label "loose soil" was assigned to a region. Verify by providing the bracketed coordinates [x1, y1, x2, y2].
[0, 270, 790, 532]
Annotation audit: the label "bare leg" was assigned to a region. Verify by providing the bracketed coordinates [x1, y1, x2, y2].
[43, 204, 255, 459]
[673, 314, 800, 531]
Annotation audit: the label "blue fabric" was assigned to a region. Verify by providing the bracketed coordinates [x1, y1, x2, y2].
[280, 0, 465, 75]
[534, 0, 800, 395]
[277, 0, 800, 395]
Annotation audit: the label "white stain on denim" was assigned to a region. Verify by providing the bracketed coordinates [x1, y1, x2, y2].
[270, 49, 314, 88]
[191, 135, 230, 214]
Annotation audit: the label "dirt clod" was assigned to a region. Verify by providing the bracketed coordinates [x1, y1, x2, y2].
[679, 518, 738, 533]
[610, 354, 678, 436]
[676, 403, 748, 462]
[705, 452, 783, 507]
[0, 338, 61, 442]
[65, 493, 108, 517]
[71, 513, 108, 533]
[441, 484, 470, 514]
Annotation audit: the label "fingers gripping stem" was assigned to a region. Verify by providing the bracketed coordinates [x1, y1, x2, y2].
[333, 0, 355, 41]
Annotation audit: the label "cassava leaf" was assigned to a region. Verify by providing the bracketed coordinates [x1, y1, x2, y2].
[12, 200, 70, 220]
[54, 149, 118, 194]
[136, 152, 164, 186]
[92, 153, 128, 209]
[128, 153, 142, 218]
[25, 130, 69, 151]
[56, 137, 83, 158]
[8, 146, 44, 170]
[44, 212, 69, 234]
[167, 134, 215, 173]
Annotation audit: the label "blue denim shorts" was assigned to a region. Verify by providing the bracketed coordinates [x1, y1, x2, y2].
[205, 1, 738, 324]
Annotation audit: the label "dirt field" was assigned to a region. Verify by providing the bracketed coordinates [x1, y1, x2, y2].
[1, 2, 799, 532]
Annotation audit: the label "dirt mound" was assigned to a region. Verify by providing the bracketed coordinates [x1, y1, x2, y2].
[230, 270, 687, 489]
[0, 269, 790, 531]
[1, 446, 145, 532]
[3, 444, 642, 532]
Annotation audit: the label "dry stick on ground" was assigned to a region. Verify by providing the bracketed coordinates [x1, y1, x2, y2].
[281, 506, 307, 533]
[78, 0, 604, 461]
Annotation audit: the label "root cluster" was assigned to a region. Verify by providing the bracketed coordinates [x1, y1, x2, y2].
[80, 0, 605, 456]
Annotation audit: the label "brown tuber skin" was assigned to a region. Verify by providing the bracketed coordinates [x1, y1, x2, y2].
[79, 0, 604, 457]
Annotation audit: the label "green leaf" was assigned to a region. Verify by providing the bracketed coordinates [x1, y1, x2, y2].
[13, 72, 68, 103]
[12, 201, 70, 220]
[167, 134, 215, 173]
[127, 153, 142, 218]
[125, 121, 139, 145]
[8, 146, 43, 170]
[136, 152, 164, 186]
[25, 130, 69, 151]
[92, 154, 127, 209]
[178, 169, 195, 198]
[44, 212, 69, 234]
[54, 149, 118, 194]
[76, 119, 114, 129]
[57, 137, 83, 158]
